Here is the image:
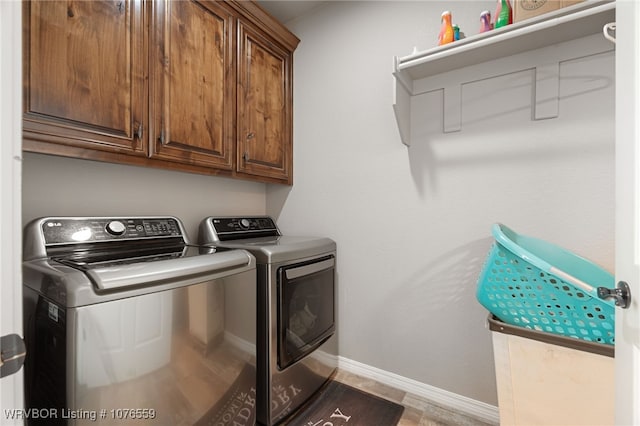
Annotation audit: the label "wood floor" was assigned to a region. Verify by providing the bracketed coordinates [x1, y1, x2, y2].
[332, 369, 498, 426]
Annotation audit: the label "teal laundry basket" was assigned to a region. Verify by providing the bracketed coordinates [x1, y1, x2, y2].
[476, 223, 615, 345]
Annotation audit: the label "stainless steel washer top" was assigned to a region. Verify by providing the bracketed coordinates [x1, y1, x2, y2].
[198, 216, 336, 262]
[24, 216, 256, 306]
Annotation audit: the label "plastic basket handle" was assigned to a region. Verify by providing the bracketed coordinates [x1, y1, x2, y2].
[549, 266, 594, 293]
[493, 223, 602, 298]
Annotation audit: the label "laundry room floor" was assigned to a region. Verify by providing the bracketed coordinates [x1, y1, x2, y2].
[332, 369, 498, 426]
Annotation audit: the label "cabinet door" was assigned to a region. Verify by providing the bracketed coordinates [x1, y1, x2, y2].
[150, 0, 234, 170]
[237, 20, 293, 184]
[23, 0, 146, 155]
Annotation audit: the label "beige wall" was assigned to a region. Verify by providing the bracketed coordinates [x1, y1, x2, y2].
[22, 153, 266, 241]
[268, 1, 615, 406]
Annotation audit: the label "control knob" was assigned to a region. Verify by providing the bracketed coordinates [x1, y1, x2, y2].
[105, 220, 126, 236]
[238, 218, 251, 230]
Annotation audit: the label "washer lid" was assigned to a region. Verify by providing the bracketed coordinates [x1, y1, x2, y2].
[84, 249, 252, 291]
[22, 216, 257, 305]
[24, 248, 255, 307]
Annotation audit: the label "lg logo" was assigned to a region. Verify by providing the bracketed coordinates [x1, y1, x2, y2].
[46, 222, 62, 227]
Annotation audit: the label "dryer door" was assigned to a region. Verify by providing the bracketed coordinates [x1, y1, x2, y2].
[277, 255, 335, 369]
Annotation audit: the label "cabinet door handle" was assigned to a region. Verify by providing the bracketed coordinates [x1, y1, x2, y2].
[134, 122, 143, 140]
[247, 132, 255, 140]
[242, 152, 249, 161]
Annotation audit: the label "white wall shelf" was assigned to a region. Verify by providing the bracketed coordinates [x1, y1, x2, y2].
[393, 0, 615, 145]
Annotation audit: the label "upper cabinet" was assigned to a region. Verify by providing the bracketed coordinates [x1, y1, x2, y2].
[22, 0, 300, 185]
[150, 0, 235, 170]
[236, 19, 294, 184]
[393, 0, 615, 145]
[23, 0, 147, 156]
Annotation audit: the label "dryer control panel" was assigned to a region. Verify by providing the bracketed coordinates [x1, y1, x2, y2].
[204, 217, 280, 241]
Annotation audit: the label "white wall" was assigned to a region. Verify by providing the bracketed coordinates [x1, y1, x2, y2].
[268, 1, 615, 406]
[22, 153, 266, 240]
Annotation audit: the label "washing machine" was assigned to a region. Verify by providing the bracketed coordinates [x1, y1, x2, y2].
[23, 216, 257, 425]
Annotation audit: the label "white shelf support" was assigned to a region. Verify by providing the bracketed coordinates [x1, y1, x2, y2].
[392, 55, 414, 146]
[393, 76, 412, 146]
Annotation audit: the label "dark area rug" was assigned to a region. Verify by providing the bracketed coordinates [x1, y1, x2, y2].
[195, 364, 404, 426]
[194, 364, 257, 426]
[284, 380, 404, 426]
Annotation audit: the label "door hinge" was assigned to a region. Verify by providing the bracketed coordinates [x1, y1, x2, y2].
[1, 334, 26, 378]
[159, 129, 166, 145]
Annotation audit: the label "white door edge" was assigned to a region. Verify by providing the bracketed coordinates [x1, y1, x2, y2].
[0, 1, 24, 424]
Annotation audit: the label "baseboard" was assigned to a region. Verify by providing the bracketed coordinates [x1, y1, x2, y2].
[337, 356, 500, 424]
[224, 331, 257, 357]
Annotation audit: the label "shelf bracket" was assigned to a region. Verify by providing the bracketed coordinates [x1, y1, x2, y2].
[393, 62, 413, 146]
[534, 62, 560, 120]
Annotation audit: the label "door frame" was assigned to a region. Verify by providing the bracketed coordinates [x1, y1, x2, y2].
[0, 1, 24, 423]
[614, 0, 640, 423]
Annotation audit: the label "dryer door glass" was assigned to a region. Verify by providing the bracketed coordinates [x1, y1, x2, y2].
[277, 255, 335, 369]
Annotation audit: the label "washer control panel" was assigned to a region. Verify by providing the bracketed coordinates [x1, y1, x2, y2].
[42, 217, 183, 245]
[208, 217, 279, 241]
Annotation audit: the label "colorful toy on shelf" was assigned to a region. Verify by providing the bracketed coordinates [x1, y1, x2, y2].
[438, 10, 454, 46]
[494, 0, 512, 29]
[479, 10, 492, 33]
[507, 0, 514, 24]
[453, 24, 460, 41]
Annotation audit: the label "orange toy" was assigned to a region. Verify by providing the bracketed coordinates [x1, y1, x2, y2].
[438, 11, 454, 46]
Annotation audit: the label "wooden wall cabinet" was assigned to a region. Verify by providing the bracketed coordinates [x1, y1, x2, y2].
[23, 0, 147, 156]
[236, 19, 293, 183]
[23, 0, 300, 185]
[150, 0, 234, 170]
